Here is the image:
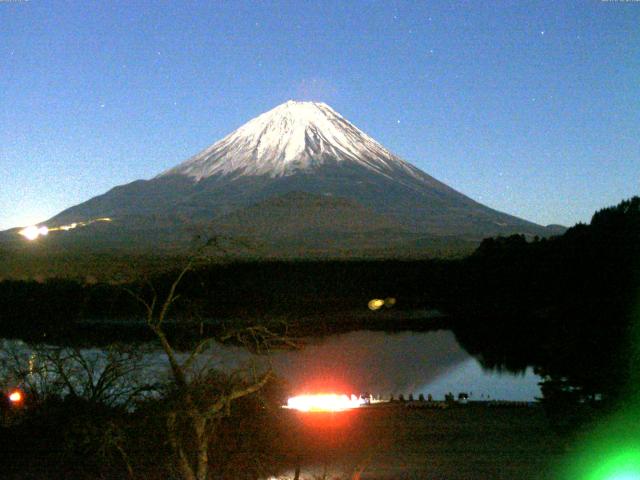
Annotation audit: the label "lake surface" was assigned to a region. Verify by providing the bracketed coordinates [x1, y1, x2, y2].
[1, 330, 541, 401]
[268, 330, 541, 401]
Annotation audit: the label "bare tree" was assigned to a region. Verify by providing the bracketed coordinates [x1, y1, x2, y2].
[1, 342, 157, 409]
[1, 342, 159, 479]
[127, 250, 296, 480]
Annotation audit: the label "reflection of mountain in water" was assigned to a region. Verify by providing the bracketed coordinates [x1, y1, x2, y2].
[423, 359, 541, 401]
[270, 330, 468, 396]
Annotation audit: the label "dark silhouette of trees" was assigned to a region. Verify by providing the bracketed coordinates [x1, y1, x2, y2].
[447, 196, 640, 422]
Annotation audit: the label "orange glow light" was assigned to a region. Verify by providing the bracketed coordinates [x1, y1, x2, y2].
[285, 394, 364, 412]
[8, 390, 23, 403]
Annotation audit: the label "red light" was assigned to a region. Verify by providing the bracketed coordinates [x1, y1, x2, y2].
[8, 390, 23, 403]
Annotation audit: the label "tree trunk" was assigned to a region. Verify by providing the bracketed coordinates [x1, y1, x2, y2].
[194, 416, 209, 480]
[168, 412, 197, 480]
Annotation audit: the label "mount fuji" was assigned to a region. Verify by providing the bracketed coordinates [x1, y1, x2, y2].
[9, 101, 557, 257]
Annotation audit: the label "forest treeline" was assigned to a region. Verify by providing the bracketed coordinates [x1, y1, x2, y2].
[0, 258, 453, 342]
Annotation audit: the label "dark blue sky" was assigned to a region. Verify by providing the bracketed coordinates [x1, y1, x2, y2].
[1, 1, 638, 230]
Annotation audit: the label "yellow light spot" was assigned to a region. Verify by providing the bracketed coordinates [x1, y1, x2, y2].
[59, 222, 77, 231]
[384, 297, 397, 307]
[368, 299, 385, 310]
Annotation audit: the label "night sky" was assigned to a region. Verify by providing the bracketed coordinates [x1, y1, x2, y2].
[1, 1, 638, 230]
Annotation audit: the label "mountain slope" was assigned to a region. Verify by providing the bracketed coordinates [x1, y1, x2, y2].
[9, 100, 556, 256]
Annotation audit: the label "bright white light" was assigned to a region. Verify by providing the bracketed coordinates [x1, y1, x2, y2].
[18, 217, 112, 241]
[19, 225, 49, 240]
[285, 394, 364, 412]
[19, 226, 39, 240]
[8, 390, 23, 403]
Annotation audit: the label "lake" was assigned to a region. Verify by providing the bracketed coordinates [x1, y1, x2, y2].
[1, 330, 541, 401]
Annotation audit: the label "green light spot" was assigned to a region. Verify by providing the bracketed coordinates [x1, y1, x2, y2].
[607, 473, 640, 480]
[588, 450, 640, 480]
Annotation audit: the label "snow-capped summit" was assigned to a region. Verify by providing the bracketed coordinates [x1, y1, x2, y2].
[159, 100, 422, 181]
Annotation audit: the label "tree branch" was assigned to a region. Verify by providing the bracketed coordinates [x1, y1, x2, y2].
[206, 370, 273, 419]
